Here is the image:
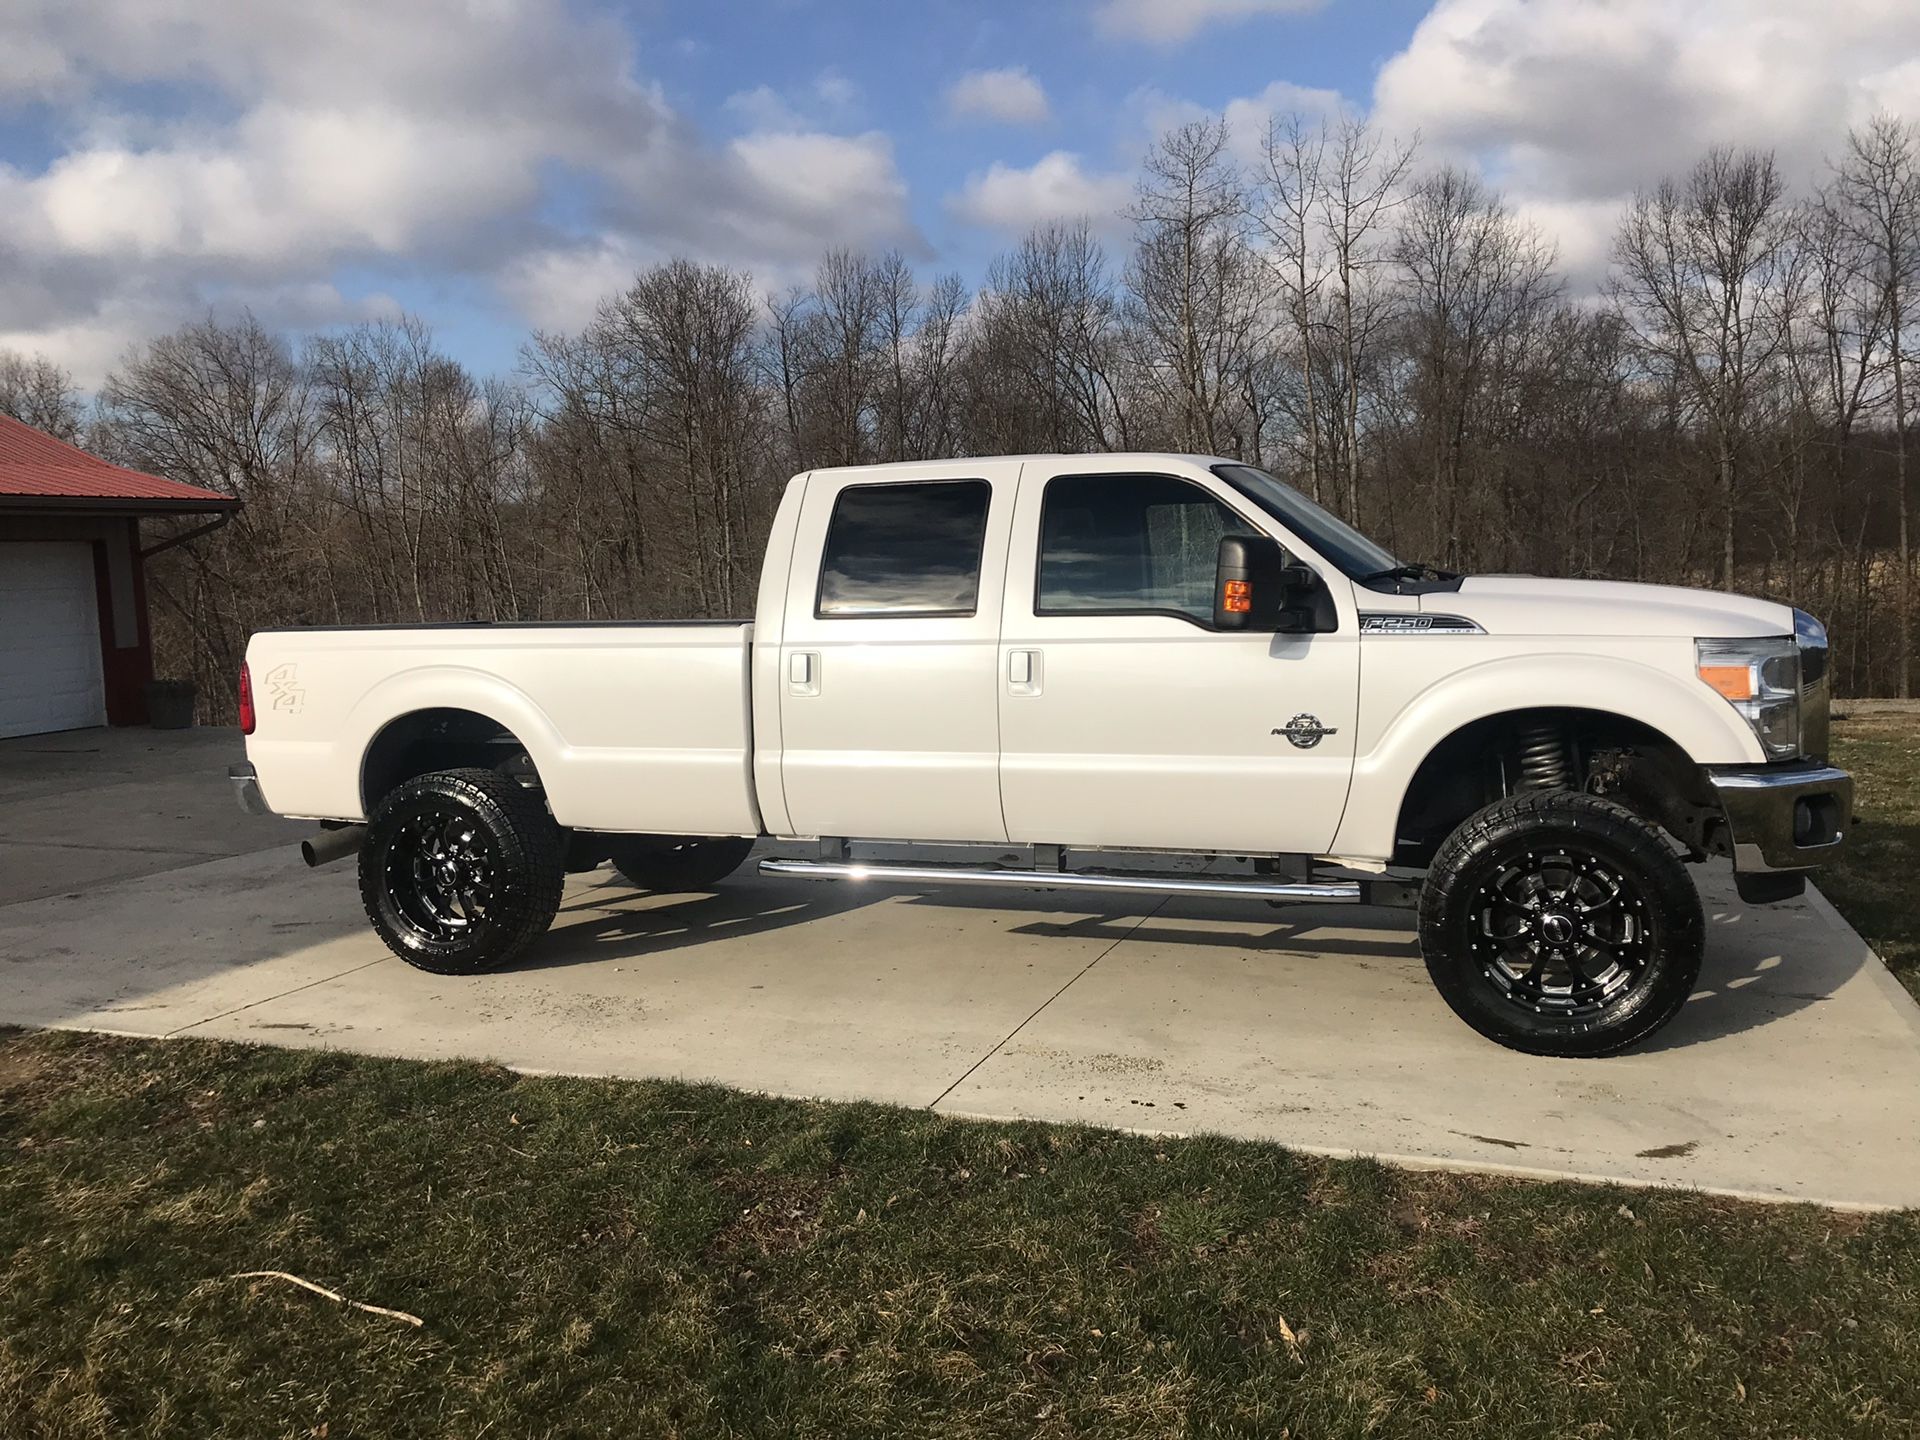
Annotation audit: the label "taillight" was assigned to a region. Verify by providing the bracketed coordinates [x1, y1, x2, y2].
[238, 662, 256, 735]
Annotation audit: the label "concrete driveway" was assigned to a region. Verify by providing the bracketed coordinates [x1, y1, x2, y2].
[5, 727, 1920, 1210]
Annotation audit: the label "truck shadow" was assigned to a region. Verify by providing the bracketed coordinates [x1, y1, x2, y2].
[527, 868, 1863, 1054]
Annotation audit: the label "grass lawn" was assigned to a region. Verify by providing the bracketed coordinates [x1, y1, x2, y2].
[1826, 710, 1920, 1003]
[3, 1028, 1918, 1439]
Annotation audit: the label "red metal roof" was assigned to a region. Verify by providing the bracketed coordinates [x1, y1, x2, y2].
[0, 414, 239, 512]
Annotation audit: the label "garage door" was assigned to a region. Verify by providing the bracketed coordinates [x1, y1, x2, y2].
[0, 542, 108, 739]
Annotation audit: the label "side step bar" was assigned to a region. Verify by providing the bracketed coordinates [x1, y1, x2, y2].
[758, 858, 1363, 904]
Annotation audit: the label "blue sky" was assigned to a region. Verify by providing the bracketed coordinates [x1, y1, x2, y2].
[3, 0, 1916, 385]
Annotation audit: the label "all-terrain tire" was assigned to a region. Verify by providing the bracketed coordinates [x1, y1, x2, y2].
[1419, 791, 1703, 1057]
[605, 836, 755, 893]
[359, 767, 566, 975]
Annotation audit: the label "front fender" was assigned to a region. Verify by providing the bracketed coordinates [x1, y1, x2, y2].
[1329, 650, 1764, 860]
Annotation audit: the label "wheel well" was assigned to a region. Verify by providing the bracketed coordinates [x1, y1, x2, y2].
[360, 708, 539, 814]
[1391, 707, 1725, 867]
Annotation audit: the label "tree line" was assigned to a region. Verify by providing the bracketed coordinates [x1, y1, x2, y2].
[4, 110, 1918, 712]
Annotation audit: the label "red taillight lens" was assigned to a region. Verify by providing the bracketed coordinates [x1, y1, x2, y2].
[238, 662, 256, 735]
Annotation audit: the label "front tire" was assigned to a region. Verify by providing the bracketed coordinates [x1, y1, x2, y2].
[1419, 792, 1703, 1057]
[359, 767, 565, 975]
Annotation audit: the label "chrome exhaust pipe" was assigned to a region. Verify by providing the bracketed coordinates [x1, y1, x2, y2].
[302, 824, 367, 868]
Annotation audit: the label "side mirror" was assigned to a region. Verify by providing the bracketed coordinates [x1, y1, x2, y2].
[1214, 535, 1334, 633]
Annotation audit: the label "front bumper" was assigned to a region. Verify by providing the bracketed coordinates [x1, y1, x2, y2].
[229, 762, 270, 817]
[1706, 761, 1852, 875]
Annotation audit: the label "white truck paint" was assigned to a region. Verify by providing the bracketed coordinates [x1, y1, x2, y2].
[234, 452, 1853, 1055]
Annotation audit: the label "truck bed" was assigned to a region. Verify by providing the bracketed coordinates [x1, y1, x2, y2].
[244, 622, 759, 836]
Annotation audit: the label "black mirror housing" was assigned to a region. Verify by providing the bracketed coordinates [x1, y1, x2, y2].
[1213, 535, 1287, 630]
[1214, 536, 1335, 633]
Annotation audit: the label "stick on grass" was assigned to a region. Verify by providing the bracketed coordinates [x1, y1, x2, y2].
[228, 1270, 424, 1328]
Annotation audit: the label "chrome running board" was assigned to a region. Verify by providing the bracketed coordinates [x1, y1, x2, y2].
[757, 858, 1362, 903]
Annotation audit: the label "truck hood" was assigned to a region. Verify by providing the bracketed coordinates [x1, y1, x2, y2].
[1432, 576, 1795, 639]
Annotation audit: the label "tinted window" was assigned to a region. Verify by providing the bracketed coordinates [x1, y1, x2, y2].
[817, 480, 992, 617]
[1037, 473, 1259, 623]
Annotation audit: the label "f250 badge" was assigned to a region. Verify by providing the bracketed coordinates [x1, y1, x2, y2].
[265, 663, 305, 713]
[1275, 714, 1337, 749]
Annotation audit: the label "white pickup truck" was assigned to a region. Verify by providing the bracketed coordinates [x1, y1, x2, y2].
[233, 453, 1851, 1056]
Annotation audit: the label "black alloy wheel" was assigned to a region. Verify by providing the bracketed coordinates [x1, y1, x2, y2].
[360, 767, 565, 974]
[1419, 791, 1703, 1057]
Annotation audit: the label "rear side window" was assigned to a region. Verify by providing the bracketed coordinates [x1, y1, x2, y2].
[1037, 473, 1259, 624]
[816, 480, 993, 617]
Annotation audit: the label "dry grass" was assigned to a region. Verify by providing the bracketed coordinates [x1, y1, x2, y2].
[3, 1028, 1917, 1438]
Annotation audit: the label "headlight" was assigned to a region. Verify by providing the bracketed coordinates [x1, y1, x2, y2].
[1697, 636, 1800, 759]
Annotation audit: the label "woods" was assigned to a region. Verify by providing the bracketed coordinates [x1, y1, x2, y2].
[6, 112, 1919, 713]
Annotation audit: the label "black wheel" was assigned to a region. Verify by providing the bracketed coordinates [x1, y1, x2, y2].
[359, 767, 565, 975]
[1419, 792, 1703, 1057]
[605, 836, 754, 892]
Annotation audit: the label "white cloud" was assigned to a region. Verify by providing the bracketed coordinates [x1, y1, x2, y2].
[946, 67, 1051, 126]
[1095, 0, 1327, 46]
[1372, 0, 1920, 284]
[0, 0, 918, 383]
[947, 152, 1134, 236]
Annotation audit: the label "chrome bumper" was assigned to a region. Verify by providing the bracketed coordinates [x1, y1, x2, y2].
[229, 762, 270, 817]
[1706, 762, 1852, 874]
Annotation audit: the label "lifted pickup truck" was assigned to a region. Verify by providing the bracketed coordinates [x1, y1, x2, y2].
[234, 454, 1851, 1056]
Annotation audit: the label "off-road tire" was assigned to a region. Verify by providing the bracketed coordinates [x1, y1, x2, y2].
[1419, 791, 1703, 1057]
[606, 836, 754, 893]
[359, 767, 566, 975]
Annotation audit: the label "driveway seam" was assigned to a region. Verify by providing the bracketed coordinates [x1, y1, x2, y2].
[162, 958, 392, 1039]
[927, 899, 1168, 1110]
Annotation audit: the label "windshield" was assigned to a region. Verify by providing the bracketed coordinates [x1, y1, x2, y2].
[1212, 464, 1400, 580]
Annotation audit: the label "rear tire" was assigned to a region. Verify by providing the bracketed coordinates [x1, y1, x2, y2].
[605, 836, 754, 893]
[1419, 791, 1703, 1057]
[359, 767, 565, 975]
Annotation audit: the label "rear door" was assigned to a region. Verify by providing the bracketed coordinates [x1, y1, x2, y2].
[777, 460, 1021, 842]
[995, 460, 1362, 855]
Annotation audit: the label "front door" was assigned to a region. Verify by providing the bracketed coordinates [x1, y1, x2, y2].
[777, 460, 1021, 843]
[996, 462, 1361, 856]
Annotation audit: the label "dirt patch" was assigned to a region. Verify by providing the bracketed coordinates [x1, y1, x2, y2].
[707, 1171, 832, 1258]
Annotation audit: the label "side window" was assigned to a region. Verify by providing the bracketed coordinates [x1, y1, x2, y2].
[817, 480, 993, 617]
[1037, 473, 1260, 624]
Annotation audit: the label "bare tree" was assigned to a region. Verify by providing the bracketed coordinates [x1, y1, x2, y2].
[1395, 166, 1559, 563]
[0, 350, 83, 441]
[1609, 148, 1803, 590]
[1256, 114, 1333, 501]
[1836, 114, 1920, 694]
[1127, 119, 1267, 456]
[1318, 115, 1416, 524]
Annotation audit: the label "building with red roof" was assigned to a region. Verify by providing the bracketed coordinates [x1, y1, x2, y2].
[0, 415, 239, 736]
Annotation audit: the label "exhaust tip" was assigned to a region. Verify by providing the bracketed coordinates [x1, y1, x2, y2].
[302, 824, 366, 868]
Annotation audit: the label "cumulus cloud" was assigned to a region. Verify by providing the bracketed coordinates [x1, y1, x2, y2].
[1095, 0, 1327, 46]
[1372, 0, 1920, 282]
[0, 0, 920, 382]
[946, 67, 1051, 126]
[947, 152, 1134, 237]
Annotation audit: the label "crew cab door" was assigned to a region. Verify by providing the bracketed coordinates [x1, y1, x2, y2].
[996, 460, 1361, 856]
[777, 460, 1021, 842]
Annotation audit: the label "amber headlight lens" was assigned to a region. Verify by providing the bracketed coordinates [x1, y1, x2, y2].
[1696, 637, 1800, 759]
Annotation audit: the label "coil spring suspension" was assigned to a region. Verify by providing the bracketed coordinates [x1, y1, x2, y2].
[1516, 720, 1574, 791]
